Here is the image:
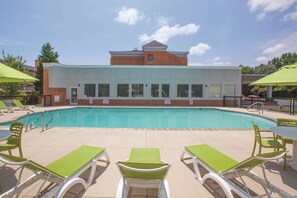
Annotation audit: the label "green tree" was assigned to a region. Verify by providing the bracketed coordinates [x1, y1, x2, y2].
[239, 65, 254, 74]
[34, 42, 59, 94]
[0, 51, 26, 96]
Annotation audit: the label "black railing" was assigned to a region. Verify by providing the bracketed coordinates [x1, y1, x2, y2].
[223, 95, 297, 115]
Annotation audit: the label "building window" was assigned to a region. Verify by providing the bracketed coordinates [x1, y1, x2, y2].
[84, 84, 95, 97]
[224, 84, 236, 96]
[132, 84, 143, 97]
[151, 84, 159, 97]
[98, 84, 110, 97]
[147, 54, 154, 61]
[210, 84, 222, 98]
[177, 84, 189, 97]
[191, 84, 203, 97]
[161, 84, 170, 97]
[117, 84, 129, 97]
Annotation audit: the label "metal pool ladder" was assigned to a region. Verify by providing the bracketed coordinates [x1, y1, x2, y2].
[26, 110, 41, 131]
[42, 110, 54, 131]
[247, 102, 264, 114]
[25, 110, 54, 132]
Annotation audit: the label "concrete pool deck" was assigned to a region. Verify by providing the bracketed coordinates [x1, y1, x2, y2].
[0, 106, 297, 197]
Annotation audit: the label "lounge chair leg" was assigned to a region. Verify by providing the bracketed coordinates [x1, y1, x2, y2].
[8, 150, 12, 156]
[56, 178, 88, 198]
[193, 157, 203, 184]
[202, 172, 234, 198]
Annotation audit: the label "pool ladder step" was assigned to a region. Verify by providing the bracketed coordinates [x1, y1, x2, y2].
[25, 110, 54, 132]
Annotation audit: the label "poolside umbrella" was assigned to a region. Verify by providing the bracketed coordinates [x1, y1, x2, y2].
[250, 63, 297, 86]
[0, 62, 38, 82]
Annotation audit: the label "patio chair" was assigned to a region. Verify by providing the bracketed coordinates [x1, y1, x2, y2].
[0, 145, 110, 198]
[181, 144, 291, 198]
[116, 148, 171, 198]
[251, 122, 287, 170]
[0, 121, 24, 157]
[0, 100, 14, 113]
[12, 99, 34, 111]
[276, 118, 296, 148]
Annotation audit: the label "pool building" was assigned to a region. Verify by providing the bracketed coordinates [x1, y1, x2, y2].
[43, 40, 241, 106]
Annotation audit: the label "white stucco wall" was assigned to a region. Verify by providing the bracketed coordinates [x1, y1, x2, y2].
[44, 63, 241, 100]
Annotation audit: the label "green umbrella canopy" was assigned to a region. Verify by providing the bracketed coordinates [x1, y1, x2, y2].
[250, 63, 297, 86]
[0, 62, 38, 83]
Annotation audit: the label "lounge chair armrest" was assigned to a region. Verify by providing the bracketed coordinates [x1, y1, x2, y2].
[0, 156, 29, 166]
[256, 150, 288, 161]
[116, 162, 170, 173]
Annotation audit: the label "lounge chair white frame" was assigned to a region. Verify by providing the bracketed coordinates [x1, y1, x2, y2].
[0, 149, 110, 198]
[116, 162, 171, 198]
[181, 148, 293, 198]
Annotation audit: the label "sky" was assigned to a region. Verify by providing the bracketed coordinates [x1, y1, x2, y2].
[1, 0, 297, 67]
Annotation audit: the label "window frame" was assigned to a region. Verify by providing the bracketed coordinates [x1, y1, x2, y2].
[191, 84, 203, 98]
[84, 84, 96, 97]
[177, 84, 189, 98]
[131, 84, 144, 98]
[98, 83, 110, 97]
[117, 84, 129, 97]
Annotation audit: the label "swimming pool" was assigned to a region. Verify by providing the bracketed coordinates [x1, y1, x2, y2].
[1, 108, 275, 129]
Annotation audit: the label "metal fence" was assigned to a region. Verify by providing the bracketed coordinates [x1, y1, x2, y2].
[223, 95, 297, 115]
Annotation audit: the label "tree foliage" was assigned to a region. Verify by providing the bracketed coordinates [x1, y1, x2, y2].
[34, 42, 59, 94]
[239, 65, 254, 74]
[0, 51, 26, 96]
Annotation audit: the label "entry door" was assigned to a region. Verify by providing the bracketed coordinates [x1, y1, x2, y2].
[70, 87, 78, 105]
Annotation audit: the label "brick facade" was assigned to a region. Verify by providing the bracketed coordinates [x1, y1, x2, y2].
[43, 69, 67, 106]
[110, 56, 144, 65]
[110, 51, 187, 66]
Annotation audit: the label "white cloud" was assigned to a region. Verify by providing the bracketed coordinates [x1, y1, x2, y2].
[189, 43, 211, 56]
[263, 43, 286, 54]
[283, 10, 297, 21]
[115, 7, 144, 26]
[256, 56, 268, 63]
[248, 0, 296, 12]
[255, 31, 297, 64]
[139, 23, 199, 44]
[155, 16, 172, 27]
[247, 0, 297, 20]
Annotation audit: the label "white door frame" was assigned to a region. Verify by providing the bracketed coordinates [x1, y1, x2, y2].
[70, 87, 78, 105]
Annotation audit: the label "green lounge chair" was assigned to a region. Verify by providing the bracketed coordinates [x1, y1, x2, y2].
[0, 100, 13, 113]
[12, 99, 34, 111]
[0, 145, 110, 198]
[116, 148, 171, 198]
[0, 121, 24, 157]
[181, 144, 291, 198]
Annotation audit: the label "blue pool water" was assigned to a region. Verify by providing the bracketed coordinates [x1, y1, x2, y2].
[0, 108, 275, 129]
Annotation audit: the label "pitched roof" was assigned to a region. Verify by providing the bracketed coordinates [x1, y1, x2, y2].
[142, 40, 168, 51]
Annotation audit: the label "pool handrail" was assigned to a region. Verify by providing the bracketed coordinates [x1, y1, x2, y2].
[25, 109, 39, 131]
[42, 110, 53, 132]
[247, 102, 264, 114]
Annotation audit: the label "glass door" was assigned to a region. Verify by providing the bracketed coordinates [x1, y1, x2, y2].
[70, 87, 78, 105]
